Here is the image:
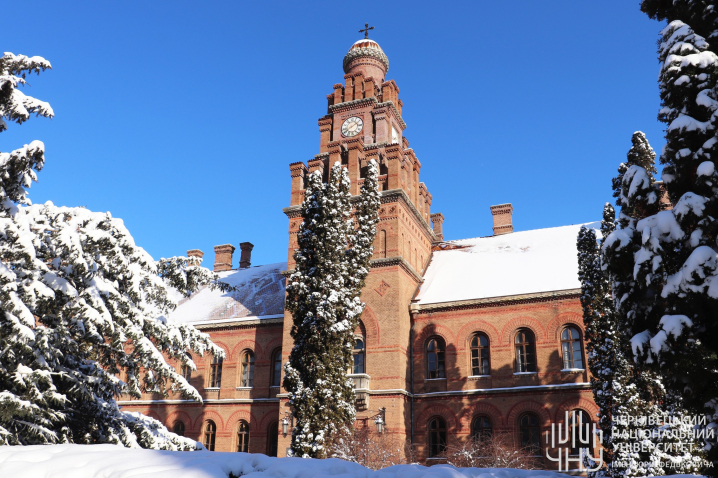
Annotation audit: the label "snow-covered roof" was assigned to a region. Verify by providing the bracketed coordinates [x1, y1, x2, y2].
[169, 262, 287, 325]
[415, 223, 601, 305]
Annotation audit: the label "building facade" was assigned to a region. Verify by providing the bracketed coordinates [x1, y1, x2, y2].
[119, 37, 600, 466]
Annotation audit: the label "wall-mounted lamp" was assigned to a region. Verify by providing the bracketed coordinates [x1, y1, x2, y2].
[374, 407, 386, 434]
[282, 411, 292, 436]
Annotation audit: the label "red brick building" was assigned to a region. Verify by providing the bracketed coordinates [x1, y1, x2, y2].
[120, 37, 600, 465]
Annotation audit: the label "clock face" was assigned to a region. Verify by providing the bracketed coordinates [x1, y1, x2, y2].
[341, 116, 363, 137]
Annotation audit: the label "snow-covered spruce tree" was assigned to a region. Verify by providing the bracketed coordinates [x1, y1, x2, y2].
[578, 205, 663, 478]
[601, 4, 718, 471]
[283, 160, 380, 458]
[0, 52, 228, 449]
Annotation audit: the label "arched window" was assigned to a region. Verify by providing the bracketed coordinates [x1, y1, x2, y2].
[561, 326, 584, 369]
[210, 356, 223, 388]
[470, 333, 490, 376]
[428, 417, 447, 457]
[173, 420, 185, 437]
[515, 329, 536, 373]
[353, 338, 366, 374]
[236, 420, 250, 452]
[426, 337, 446, 379]
[203, 420, 217, 451]
[271, 349, 282, 387]
[267, 422, 279, 457]
[181, 353, 192, 382]
[471, 415, 492, 442]
[519, 413, 540, 454]
[241, 351, 254, 387]
[569, 410, 592, 456]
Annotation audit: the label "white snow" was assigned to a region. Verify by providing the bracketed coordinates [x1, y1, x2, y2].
[697, 161, 715, 176]
[415, 223, 600, 305]
[0, 444, 575, 478]
[169, 262, 287, 324]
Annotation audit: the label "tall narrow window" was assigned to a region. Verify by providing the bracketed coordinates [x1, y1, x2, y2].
[236, 420, 250, 452]
[569, 410, 592, 456]
[561, 326, 584, 369]
[210, 356, 223, 388]
[353, 338, 366, 374]
[271, 349, 282, 387]
[380, 230, 387, 258]
[428, 417, 447, 457]
[471, 416, 492, 442]
[515, 329, 536, 373]
[519, 413, 540, 454]
[181, 353, 192, 382]
[203, 420, 217, 451]
[173, 421, 185, 437]
[470, 333, 490, 376]
[267, 422, 279, 457]
[241, 351, 254, 387]
[426, 337, 446, 379]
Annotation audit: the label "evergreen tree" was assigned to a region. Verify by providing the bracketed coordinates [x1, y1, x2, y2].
[284, 160, 380, 458]
[0, 52, 229, 449]
[579, 206, 663, 478]
[600, 4, 718, 471]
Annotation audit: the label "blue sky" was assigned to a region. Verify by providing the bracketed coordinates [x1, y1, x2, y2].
[3, 1, 665, 267]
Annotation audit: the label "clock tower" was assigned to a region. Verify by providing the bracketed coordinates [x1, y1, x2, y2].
[279, 33, 440, 455]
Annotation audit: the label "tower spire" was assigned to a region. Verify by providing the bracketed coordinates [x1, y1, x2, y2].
[359, 23, 374, 39]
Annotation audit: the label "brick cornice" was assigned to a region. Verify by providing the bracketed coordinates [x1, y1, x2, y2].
[282, 256, 423, 284]
[283, 189, 436, 243]
[370, 257, 423, 283]
[329, 96, 377, 114]
[375, 100, 407, 129]
[193, 317, 284, 331]
[380, 188, 435, 241]
[410, 289, 581, 313]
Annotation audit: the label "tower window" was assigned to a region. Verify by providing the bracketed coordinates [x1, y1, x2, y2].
[470, 333, 490, 376]
[353, 338, 366, 374]
[271, 348, 282, 387]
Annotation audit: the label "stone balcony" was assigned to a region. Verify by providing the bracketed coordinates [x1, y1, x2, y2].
[348, 373, 370, 411]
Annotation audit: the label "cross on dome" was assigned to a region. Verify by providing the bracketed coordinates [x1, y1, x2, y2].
[359, 23, 374, 39]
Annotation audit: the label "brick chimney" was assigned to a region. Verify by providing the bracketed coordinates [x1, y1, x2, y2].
[187, 249, 204, 265]
[213, 244, 235, 272]
[431, 213, 445, 242]
[490, 203, 513, 235]
[239, 242, 254, 269]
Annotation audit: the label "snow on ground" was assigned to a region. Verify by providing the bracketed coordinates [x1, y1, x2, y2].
[0, 444, 574, 478]
[415, 223, 601, 305]
[169, 262, 286, 324]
